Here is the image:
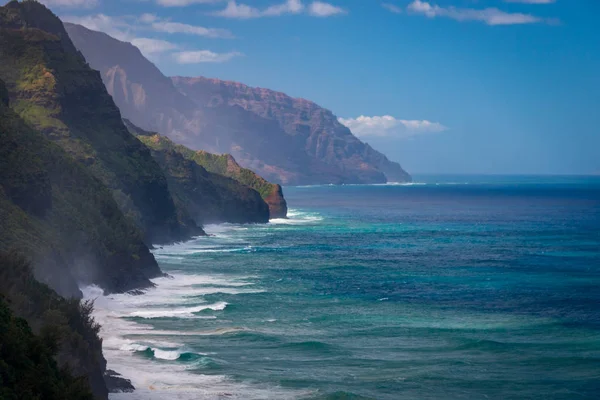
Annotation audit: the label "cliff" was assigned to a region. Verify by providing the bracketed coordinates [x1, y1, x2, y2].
[0, 79, 161, 298]
[126, 121, 270, 224]
[0, 1, 201, 244]
[172, 77, 412, 185]
[0, 252, 104, 399]
[64, 22, 411, 185]
[188, 151, 287, 219]
[126, 119, 287, 219]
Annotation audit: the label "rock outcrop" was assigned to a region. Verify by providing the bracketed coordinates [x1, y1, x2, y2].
[126, 120, 270, 224]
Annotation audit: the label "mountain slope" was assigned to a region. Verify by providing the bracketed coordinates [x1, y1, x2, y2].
[190, 151, 288, 219]
[125, 119, 287, 219]
[0, 1, 201, 244]
[64, 22, 411, 185]
[0, 78, 161, 298]
[125, 121, 270, 224]
[172, 77, 412, 185]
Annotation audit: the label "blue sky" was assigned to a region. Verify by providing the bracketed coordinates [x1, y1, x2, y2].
[37, 0, 600, 174]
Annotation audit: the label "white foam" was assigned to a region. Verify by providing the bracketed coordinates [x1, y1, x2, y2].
[152, 349, 182, 360]
[81, 283, 309, 400]
[128, 301, 228, 319]
[269, 209, 323, 225]
[80, 228, 315, 400]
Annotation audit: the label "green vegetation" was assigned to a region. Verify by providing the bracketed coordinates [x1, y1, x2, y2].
[0, 251, 103, 399]
[132, 129, 287, 218]
[0, 0, 199, 244]
[0, 83, 160, 297]
[135, 133, 270, 224]
[137, 131, 276, 199]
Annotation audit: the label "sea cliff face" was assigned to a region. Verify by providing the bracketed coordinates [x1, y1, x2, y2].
[0, 78, 161, 298]
[0, 1, 201, 245]
[64, 22, 411, 186]
[127, 118, 287, 219]
[126, 120, 271, 224]
[0, 76, 155, 399]
[186, 151, 288, 219]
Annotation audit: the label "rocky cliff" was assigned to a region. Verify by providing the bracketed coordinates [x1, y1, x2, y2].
[126, 120, 287, 219]
[64, 23, 411, 185]
[0, 75, 157, 398]
[0, 1, 201, 245]
[187, 151, 287, 219]
[126, 120, 270, 224]
[0, 78, 161, 298]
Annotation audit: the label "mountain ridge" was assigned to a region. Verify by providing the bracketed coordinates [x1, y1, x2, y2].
[64, 22, 411, 186]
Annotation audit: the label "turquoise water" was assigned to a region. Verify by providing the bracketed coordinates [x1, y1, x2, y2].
[86, 175, 600, 399]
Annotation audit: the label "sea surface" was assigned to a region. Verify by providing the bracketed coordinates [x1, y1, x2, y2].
[84, 175, 600, 400]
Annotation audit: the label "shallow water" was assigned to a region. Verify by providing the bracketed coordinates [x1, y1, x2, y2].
[85, 175, 600, 399]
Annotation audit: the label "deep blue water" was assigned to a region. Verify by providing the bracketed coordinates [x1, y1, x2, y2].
[88, 175, 600, 400]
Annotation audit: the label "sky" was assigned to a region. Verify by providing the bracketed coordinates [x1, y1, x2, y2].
[32, 0, 600, 174]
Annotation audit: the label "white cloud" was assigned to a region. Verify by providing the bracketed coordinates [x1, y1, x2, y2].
[212, 0, 345, 18]
[139, 13, 159, 23]
[338, 115, 447, 139]
[63, 13, 233, 41]
[40, 0, 98, 8]
[62, 14, 133, 41]
[308, 1, 346, 17]
[382, 3, 402, 14]
[131, 38, 179, 55]
[155, 0, 223, 7]
[264, 0, 304, 16]
[173, 50, 243, 63]
[504, 0, 555, 3]
[63, 14, 238, 61]
[405, 0, 556, 25]
[150, 21, 234, 38]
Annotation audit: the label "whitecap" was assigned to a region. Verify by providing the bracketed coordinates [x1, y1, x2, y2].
[128, 301, 228, 319]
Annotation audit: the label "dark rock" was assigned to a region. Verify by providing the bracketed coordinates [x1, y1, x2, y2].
[105, 370, 135, 393]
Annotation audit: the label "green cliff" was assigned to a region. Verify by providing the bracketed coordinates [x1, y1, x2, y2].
[125, 121, 270, 224]
[0, 251, 108, 399]
[189, 151, 288, 219]
[125, 120, 287, 219]
[0, 0, 201, 244]
[0, 79, 161, 297]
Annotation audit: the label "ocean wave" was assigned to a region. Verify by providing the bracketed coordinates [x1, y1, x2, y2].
[128, 301, 228, 319]
[270, 209, 324, 225]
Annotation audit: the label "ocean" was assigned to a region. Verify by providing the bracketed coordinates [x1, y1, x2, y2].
[84, 175, 600, 400]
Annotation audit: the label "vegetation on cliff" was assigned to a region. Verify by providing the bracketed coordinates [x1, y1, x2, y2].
[125, 121, 270, 224]
[0, 0, 200, 244]
[0, 78, 161, 297]
[126, 119, 287, 219]
[0, 251, 105, 399]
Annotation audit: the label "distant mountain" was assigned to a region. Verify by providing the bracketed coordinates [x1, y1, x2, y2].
[125, 120, 273, 224]
[64, 23, 411, 185]
[0, 2, 201, 245]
